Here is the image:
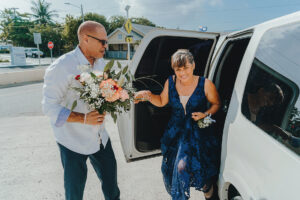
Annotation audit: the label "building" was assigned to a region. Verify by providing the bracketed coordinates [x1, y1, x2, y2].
[106, 23, 156, 59]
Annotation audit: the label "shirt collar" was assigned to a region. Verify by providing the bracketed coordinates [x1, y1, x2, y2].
[75, 46, 102, 67]
[74, 46, 89, 66]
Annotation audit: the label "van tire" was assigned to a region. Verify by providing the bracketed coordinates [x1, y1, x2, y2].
[231, 196, 243, 200]
[228, 185, 243, 200]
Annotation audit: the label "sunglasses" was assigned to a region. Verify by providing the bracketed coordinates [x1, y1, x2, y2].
[87, 34, 108, 46]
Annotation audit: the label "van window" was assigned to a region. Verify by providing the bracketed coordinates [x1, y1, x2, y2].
[242, 22, 300, 155]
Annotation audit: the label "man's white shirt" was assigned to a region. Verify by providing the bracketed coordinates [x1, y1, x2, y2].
[42, 46, 109, 155]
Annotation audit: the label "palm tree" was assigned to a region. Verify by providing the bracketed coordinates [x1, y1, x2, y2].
[30, 0, 58, 25]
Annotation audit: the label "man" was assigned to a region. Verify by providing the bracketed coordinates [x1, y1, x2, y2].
[42, 21, 120, 200]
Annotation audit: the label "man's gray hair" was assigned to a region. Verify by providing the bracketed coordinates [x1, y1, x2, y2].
[171, 49, 194, 69]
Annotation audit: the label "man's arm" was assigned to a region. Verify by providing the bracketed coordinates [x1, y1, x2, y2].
[42, 65, 105, 126]
[42, 65, 71, 127]
[67, 111, 105, 125]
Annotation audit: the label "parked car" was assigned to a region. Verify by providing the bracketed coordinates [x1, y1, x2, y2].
[117, 11, 300, 200]
[25, 48, 44, 58]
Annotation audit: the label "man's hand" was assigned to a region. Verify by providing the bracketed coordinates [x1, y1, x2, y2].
[67, 111, 106, 125]
[85, 111, 106, 125]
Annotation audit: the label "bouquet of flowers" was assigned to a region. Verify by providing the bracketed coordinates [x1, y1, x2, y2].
[70, 60, 135, 123]
[197, 113, 216, 128]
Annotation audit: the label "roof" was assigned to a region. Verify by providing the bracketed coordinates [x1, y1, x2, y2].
[131, 23, 156, 35]
[108, 23, 156, 39]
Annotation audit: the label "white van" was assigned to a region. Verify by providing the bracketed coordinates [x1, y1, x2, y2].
[117, 11, 300, 200]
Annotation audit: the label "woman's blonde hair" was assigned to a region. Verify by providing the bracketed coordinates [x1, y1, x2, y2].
[171, 49, 194, 69]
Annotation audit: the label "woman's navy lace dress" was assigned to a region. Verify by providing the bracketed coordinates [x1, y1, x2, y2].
[161, 76, 219, 199]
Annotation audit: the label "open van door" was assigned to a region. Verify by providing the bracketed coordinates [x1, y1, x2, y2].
[117, 29, 220, 161]
[210, 12, 300, 200]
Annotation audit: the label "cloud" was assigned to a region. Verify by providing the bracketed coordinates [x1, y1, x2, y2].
[209, 0, 223, 6]
[175, 0, 206, 15]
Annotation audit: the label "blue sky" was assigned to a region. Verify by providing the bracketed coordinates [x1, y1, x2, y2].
[0, 0, 300, 32]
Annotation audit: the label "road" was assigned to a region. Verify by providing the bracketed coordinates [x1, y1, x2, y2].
[0, 82, 205, 200]
[0, 54, 129, 73]
[0, 53, 52, 66]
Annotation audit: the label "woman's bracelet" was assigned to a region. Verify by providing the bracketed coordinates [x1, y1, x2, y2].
[84, 113, 87, 124]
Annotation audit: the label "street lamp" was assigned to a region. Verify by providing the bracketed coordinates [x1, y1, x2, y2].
[125, 5, 130, 19]
[125, 5, 130, 61]
[64, 2, 84, 23]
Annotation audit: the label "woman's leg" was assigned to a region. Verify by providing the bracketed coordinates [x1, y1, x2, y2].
[203, 184, 214, 198]
[171, 142, 190, 200]
[202, 182, 219, 200]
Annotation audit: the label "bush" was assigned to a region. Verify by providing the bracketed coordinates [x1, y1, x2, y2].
[0, 49, 10, 53]
[0, 58, 9, 62]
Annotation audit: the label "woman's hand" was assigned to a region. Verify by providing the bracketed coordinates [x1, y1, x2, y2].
[134, 90, 152, 104]
[191, 112, 207, 121]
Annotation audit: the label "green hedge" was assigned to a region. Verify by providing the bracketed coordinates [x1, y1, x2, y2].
[0, 50, 10, 53]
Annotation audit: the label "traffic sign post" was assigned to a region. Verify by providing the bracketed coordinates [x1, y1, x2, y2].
[124, 19, 132, 61]
[125, 35, 133, 43]
[33, 33, 42, 66]
[48, 41, 54, 63]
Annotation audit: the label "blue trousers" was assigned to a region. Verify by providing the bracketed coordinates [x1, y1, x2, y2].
[57, 140, 120, 200]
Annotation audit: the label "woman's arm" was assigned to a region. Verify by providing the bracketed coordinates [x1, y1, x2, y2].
[135, 79, 169, 107]
[192, 79, 221, 121]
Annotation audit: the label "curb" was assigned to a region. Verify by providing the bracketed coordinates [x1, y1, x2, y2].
[0, 68, 46, 86]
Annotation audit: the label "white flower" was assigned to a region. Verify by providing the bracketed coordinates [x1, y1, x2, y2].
[197, 114, 216, 129]
[78, 64, 91, 72]
[80, 72, 93, 84]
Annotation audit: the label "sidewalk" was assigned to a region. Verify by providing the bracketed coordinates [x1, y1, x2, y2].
[0, 115, 168, 200]
[0, 115, 205, 200]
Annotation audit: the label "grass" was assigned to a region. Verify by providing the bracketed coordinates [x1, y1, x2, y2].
[0, 58, 9, 62]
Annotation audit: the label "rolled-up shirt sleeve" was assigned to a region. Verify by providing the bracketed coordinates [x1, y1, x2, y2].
[42, 64, 70, 126]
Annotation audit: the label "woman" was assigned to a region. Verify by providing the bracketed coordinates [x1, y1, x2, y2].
[135, 49, 221, 200]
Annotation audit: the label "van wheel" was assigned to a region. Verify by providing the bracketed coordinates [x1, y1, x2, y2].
[228, 185, 243, 200]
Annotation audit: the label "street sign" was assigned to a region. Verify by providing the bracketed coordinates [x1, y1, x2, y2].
[124, 19, 132, 34]
[33, 32, 42, 66]
[33, 33, 42, 44]
[125, 36, 133, 43]
[48, 41, 54, 49]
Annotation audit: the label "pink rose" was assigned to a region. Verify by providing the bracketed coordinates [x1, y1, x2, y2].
[99, 79, 122, 102]
[120, 90, 129, 102]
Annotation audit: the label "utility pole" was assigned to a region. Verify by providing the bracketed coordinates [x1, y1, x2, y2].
[10, 7, 19, 19]
[80, 4, 84, 23]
